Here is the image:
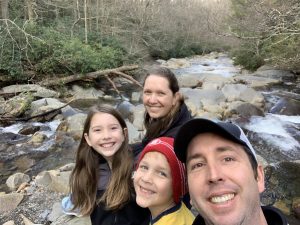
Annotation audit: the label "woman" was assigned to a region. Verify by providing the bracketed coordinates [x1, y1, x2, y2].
[132, 66, 192, 158]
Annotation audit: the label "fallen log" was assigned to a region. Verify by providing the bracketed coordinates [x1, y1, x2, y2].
[38, 65, 142, 92]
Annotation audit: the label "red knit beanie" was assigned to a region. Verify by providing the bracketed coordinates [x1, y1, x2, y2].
[136, 137, 187, 204]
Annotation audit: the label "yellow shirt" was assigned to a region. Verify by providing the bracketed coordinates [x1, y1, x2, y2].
[150, 202, 195, 225]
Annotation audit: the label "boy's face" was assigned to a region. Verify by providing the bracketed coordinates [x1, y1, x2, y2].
[186, 133, 265, 225]
[134, 151, 174, 218]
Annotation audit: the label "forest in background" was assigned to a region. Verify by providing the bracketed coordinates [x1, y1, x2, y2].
[0, 0, 299, 84]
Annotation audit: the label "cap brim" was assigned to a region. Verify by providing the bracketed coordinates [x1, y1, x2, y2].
[174, 118, 246, 162]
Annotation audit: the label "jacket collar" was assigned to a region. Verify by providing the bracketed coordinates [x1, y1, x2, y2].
[192, 206, 288, 225]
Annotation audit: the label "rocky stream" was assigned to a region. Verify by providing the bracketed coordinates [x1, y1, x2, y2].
[0, 52, 299, 225]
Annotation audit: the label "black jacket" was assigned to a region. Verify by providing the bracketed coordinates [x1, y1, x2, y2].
[191, 206, 288, 225]
[90, 163, 149, 225]
[90, 190, 149, 225]
[131, 102, 192, 158]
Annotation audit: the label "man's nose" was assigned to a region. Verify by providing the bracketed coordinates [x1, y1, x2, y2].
[207, 163, 224, 184]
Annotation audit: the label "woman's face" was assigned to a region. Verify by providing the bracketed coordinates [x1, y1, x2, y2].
[84, 112, 125, 165]
[134, 151, 174, 218]
[143, 75, 179, 119]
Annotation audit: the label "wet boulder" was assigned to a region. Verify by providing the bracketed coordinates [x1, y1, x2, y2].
[0, 94, 33, 118]
[233, 74, 281, 89]
[270, 97, 300, 115]
[224, 102, 264, 119]
[116, 100, 135, 121]
[221, 84, 265, 108]
[261, 161, 300, 216]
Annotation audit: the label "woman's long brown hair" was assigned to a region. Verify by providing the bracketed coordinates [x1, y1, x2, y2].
[69, 104, 133, 215]
[143, 66, 184, 140]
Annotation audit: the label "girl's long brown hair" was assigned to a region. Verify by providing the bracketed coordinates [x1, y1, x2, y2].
[69, 104, 133, 215]
[143, 66, 184, 140]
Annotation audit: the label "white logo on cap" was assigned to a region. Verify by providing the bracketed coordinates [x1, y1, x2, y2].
[237, 126, 257, 161]
[149, 139, 174, 152]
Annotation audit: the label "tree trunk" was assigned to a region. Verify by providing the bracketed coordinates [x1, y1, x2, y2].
[0, 0, 9, 19]
[25, 0, 35, 22]
[84, 0, 88, 43]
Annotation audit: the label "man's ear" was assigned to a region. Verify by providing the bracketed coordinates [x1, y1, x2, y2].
[257, 165, 265, 193]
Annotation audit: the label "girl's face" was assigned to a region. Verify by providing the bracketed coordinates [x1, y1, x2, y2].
[84, 112, 125, 165]
[143, 75, 179, 119]
[134, 151, 174, 218]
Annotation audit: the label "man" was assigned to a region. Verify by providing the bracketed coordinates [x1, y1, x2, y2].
[173, 118, 288, 225]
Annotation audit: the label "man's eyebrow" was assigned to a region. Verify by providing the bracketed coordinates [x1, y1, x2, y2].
[186, 146, 236, 163]
[216, 146, 236, 152]
[187, 153, 203, 164]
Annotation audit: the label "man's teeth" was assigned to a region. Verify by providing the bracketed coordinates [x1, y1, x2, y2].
[210, 193, 234, 203]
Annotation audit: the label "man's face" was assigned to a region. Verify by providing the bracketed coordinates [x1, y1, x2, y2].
[186, 133, 265, 225]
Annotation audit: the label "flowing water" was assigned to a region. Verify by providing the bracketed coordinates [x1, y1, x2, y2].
[173, 54, 300, 163]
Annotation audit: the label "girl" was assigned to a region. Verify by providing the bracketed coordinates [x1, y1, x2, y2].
[62, 104, 148, 225]
[133, 137, 194, 225]
[132, 66, 191, 158]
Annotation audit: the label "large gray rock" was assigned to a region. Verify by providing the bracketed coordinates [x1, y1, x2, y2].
[221, 84, 264, 107]
[29, 98, 76, 119]
[233, 75, 282, 89]
[126, 119, 142, 143]
[224, 101, 264, 118]
[116, 101, 135, 121]
[132, 104, 145, 131]
[1, 84, 59, 98]
[176, 73, 203, 88]
[47, 202, 64, 222]
[0, 94, 33, 117]
[201, 73, 233, 90]
[161, 58, 191, 69]
[0, 193, 24, 213]
[181, 88, 226, 115]
[2, 221, 15, 225]
[51, 214, 91, 225]
[6, 173, 30, 190]
[70, 85, 104, 100]
[254, 67, 295, 79]
[262, 161, 300, 216]
[35, 170, 71, 194]
[270, 98, 300, 115]
[65, 113, 87, 138]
